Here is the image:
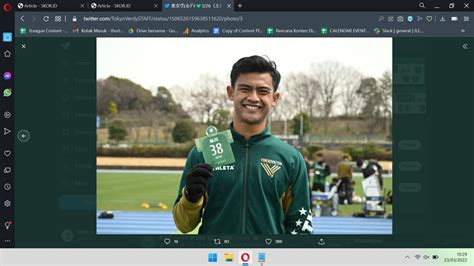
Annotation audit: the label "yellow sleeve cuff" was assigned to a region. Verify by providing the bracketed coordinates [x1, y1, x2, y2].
[172, 187, 204, 233]
[181, 187, 204, 209]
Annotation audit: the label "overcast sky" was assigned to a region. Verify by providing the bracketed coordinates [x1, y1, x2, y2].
[97, 37, 392, 93]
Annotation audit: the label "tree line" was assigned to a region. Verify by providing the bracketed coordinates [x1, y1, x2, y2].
[179, 61, 392, 134]
[98, 61, 392, 144]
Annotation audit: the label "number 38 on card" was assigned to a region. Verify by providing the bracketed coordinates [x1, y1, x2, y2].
[195, 126, 235, 167]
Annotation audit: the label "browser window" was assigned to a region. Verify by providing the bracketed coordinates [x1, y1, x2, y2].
[0, 0, 473, 265]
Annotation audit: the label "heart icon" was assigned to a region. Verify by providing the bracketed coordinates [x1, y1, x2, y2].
[4, 150, 11, 157]
[163, 238, 171, 245]
[265, 238, 272, 245]
[426, 16, 433, 22]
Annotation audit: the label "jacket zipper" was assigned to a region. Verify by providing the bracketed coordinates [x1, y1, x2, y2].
[242, 141, 249, 234]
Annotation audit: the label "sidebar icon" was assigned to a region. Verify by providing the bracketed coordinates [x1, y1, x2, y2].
[1, 2, 15, 248]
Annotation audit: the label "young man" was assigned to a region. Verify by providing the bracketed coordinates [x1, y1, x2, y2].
[357, 159, 383, 188]
[173, 56, 312, 234]
[336, 155, 353, 204]
[311, 152, 331, 192]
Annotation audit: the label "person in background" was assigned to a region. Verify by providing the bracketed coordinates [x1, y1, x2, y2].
[303, 153, 312, 182]
[356, 159, 383, 188]
[336, 155, 353, 204]
[303, 152, 313, 211]
[311, 152, 331, 192]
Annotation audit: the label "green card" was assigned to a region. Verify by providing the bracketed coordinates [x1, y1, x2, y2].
[195, 126, 235, 167]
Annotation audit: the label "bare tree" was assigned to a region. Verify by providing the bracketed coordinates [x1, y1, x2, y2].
[356, 77, 383, 135]
[379, 70, 392, 138]
[271, 90, 295, 135]
[186, 74, 230, 123]
[282, 72, 321, 118]
[311, 61, 345, 133]
[339, 66, 363, 117]
[379, 70, 392, 116]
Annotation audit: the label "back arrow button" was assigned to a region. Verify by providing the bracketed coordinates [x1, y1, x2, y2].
[17, 129, 30, 142]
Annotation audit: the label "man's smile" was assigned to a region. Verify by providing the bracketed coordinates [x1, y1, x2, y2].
[242, 103, 263, 110]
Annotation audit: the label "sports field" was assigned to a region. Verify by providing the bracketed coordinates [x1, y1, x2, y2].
[97, 170, 182, 212]
[97, 170, 392, 235]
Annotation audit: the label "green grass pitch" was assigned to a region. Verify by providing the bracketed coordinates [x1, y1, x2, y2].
[97, 172, 392, 216]
[97, 172, 182, 211]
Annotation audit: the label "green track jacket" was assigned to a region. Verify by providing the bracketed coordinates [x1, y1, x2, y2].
[173, 126, 313, 234]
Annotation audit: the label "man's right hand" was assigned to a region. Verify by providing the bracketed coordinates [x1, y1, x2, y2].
[184, 163, 213, 203]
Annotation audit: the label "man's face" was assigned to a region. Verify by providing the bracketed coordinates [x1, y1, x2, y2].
[227, 72, 280, 126]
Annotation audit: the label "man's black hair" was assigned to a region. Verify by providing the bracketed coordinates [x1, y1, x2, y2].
[230, 55, 281, 91]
